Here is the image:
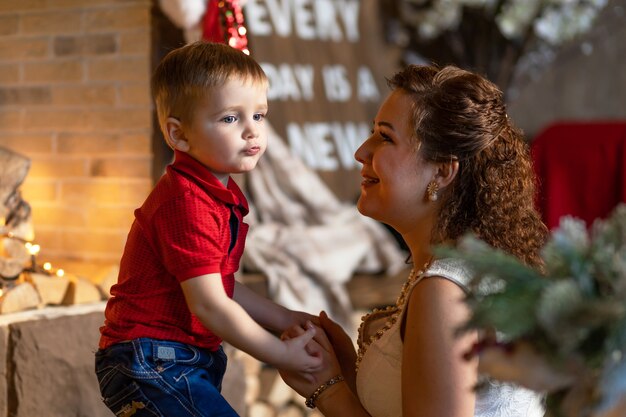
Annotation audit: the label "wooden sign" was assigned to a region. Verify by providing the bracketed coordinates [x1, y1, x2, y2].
[245, 0, 400, 201]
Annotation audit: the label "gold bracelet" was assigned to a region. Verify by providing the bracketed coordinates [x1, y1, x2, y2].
[305, 375, 345, 409]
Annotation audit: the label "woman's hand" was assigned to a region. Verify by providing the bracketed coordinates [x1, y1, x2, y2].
[280, 317, 373, 417]
[319, 311, 358, 391]
[279, 321, 342, 398]
[286, 309, 321, 329]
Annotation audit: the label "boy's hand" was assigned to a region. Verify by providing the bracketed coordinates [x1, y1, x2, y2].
[276, 321, 324, 373]
[282, 320, 324, 357]
[279, 320, 343, 398]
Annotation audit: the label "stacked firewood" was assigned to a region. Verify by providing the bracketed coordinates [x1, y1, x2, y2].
[230, 348, 324, 417]
[0, 147, 106, 314]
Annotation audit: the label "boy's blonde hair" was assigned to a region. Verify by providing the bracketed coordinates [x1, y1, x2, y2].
[152, 41, 268, 138]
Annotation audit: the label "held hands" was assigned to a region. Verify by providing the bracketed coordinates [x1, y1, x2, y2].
[275, 321, 324, 373]
[319, 311, 357, 390]
[279, 312, 345, 398]
[285, 309, 321, 329]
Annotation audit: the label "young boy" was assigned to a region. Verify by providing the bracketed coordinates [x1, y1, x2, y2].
[95, 42, 321, 417]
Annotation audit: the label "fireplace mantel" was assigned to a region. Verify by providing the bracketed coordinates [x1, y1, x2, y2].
[0, 302, 245, 417]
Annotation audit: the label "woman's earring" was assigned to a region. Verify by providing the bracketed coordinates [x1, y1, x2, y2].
[426, 181, 439, 202]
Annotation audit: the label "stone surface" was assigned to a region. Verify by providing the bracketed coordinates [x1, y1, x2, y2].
[0, 303, 247, 416]
[222, 344, 248, 416]
[0, 325, 7, 417]
[7, 308, 110, 417]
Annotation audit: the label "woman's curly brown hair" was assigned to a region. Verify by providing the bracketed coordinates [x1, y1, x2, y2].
[389, 64, 548, 268]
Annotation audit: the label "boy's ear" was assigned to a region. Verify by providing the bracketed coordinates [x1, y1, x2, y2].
[165, 117, 190, 152]
[436, 159, 459, 188]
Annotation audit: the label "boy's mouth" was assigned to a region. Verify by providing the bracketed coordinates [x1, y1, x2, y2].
[244, 146, 261, 156]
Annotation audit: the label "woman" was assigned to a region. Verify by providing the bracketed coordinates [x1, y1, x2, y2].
[280, 64, 548, 417]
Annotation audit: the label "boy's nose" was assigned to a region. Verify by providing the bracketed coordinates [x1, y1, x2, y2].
[243, 124, 258, 139]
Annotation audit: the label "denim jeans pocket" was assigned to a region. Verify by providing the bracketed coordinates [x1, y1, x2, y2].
[102, 380, 162, 417]
[149, 340, 206, 374]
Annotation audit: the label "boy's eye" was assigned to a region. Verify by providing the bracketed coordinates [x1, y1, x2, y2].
[222, 115, 237, 123]
[253, 113, 265, 122]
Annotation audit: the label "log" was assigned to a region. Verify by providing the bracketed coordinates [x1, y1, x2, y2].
[248, 401, 276, 417]
[266, 374, 297, 407]
[257, 367, 279, 402]
[0, 222, 33, 272]
[94, 265, 119, 299]
[0, 282, 41, 314]
[0, 147, 31, 228]
[276, 403, 305, 417]
[245, 373, 261, 405]
[62, 274, 104, 305]
[346, 267, 410, 310]
[0, 147, 30, 202]
[232, 350, 262, 404]
[308, 409, 324, 417]
[221, 344, 247, 416]
[27, 272, 70, 306]
[0, 258, 24, 281]
[237, 350, 262, 376]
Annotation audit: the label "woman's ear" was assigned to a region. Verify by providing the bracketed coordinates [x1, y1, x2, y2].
[165, 117, 190, 152]
[436, 159, 459, 188]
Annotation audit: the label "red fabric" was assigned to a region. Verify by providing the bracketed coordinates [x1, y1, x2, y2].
[202, 0, 223, 43]
[201, 0, 249, 52]
[99, 150, 249, 350]
[531, 121, 626, 229]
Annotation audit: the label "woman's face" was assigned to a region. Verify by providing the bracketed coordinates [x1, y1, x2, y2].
[354, 89, 437, 232]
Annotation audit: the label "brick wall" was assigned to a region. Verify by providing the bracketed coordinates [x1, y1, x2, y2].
[0, 0, 153, 265]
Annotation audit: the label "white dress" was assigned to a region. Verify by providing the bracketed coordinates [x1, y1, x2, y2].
[355, 258, 545, 417]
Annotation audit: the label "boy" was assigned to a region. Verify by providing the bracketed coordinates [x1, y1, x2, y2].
[95, 42, 321, 417]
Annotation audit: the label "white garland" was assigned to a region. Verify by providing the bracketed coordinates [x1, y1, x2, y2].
[399, 0, 608, 45]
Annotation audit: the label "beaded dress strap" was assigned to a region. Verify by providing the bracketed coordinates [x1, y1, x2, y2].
[418, 258, 473, 294]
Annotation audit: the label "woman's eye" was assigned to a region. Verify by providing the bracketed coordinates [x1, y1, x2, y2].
[379, 131, 393, 142]
[370, 128, 392, 142]
[222, 115, 237, 123]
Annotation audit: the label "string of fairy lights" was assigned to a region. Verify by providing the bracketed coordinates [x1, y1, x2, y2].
[1, 232, 65, 281]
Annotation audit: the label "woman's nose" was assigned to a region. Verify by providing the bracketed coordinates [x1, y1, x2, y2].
[354, 137, 371, 164]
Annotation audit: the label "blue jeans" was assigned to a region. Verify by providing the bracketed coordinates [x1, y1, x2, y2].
[95, 338, 239, 416]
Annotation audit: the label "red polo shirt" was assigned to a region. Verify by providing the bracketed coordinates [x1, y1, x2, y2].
[99, 151, 249, 350]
